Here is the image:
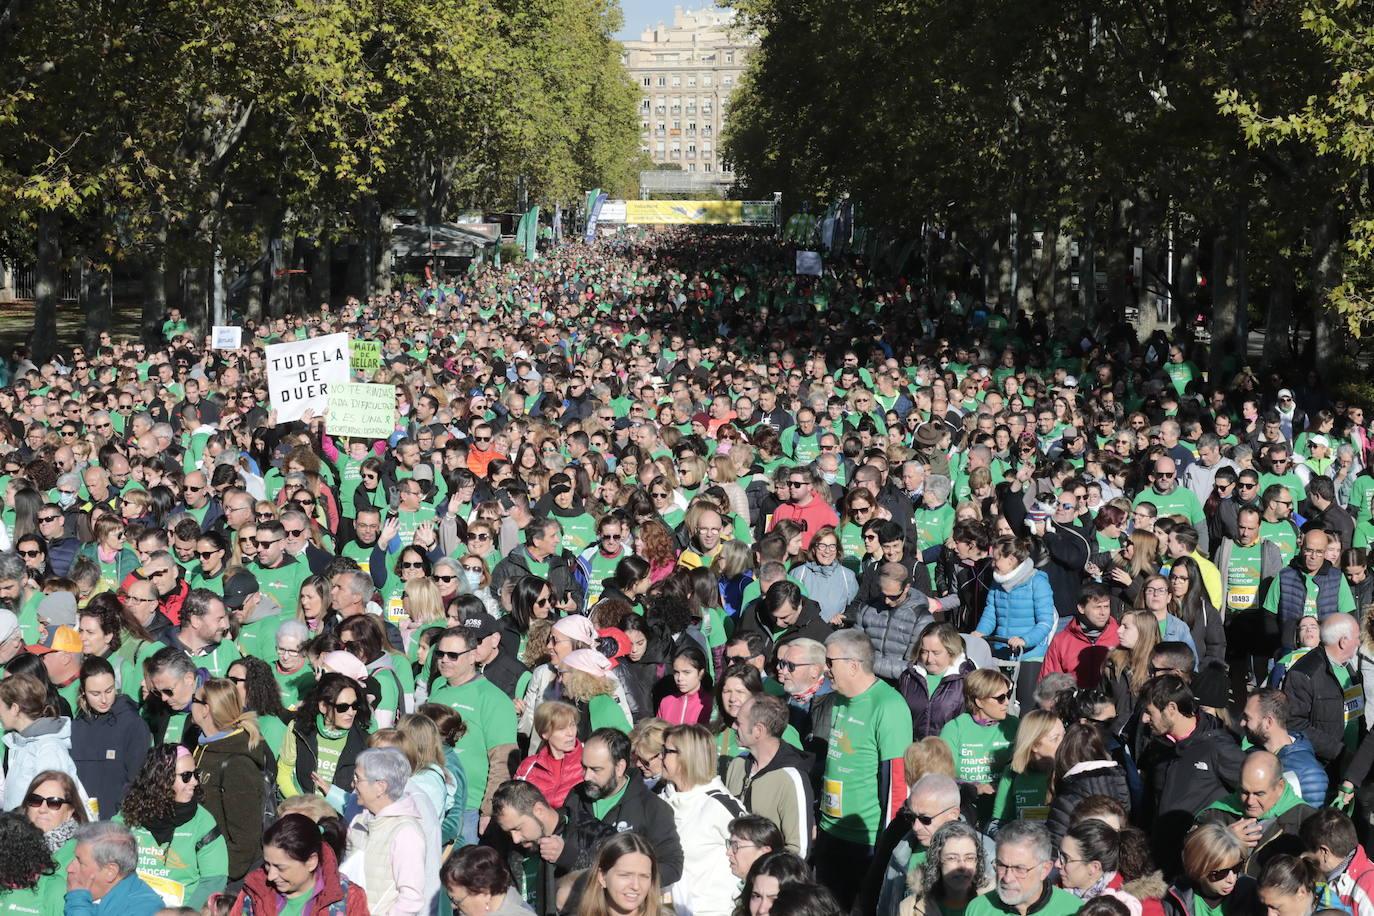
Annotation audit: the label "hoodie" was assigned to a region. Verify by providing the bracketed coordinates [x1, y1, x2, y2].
[793, 560, 860, 623]
[1041, 615, 1120, 687]
[71, 695, 152, 820]
[1, 716, 83, 810]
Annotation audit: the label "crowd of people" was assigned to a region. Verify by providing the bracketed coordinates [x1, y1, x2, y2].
[0, 228, 1368, 916]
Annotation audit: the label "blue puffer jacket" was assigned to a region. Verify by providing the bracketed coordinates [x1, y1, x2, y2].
[1160, 613, 1199, 665]
[975, 560, 1056, 660]
[1276, 730, 1328, 807]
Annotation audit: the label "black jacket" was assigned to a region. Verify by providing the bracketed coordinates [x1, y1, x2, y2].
[71, 695, 151, 820]
[1138, 711, 1245, 874]
[492, 546, 584, 612]
[1046, 759, 1131, 852]
[734, 595, 832, 651]
[195, 729, 273, 881]
[1281, 645, 1356, 764]
[1195, 796, 1315, 878]
[557, 771, 684, 885]
[483, 652, 530, 699]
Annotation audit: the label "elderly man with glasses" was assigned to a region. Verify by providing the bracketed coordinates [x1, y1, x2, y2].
[965, 821, 1082, 916]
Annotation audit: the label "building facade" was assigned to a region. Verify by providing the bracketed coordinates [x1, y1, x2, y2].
[621, 7, 752, 178]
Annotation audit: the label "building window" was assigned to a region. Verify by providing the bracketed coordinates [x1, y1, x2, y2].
[687, 75, 697, 87]
[687, 143, 696, 154]
[671, 75, 681, 86]
[723, 76, 733, 86]
[656, 142, 665, 154]
[688, 163, 696, 172]
[657, 76, 666, 87]
[641, 99, 650, 110]
[725, 51, 734, 63]
[703, 74, 712, 86]
[642, 77, 651, 87]
[704, 163, 713, 172]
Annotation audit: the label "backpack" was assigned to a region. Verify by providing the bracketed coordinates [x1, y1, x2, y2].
[217, 748, 282, 841]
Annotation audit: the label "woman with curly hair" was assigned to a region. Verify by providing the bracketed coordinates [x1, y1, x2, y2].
[895, 820, 992, 916]
[0, 810, 65, 912]
[559, 649, 633, 738]
[114, 743, 228, 910]
[636, 519, 680, 584]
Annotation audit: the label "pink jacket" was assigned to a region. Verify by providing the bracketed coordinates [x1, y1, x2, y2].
[657, 689, 711, 725]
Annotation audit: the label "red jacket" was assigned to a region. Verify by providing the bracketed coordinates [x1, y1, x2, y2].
[515, 741, 585, 809]
[1332, 843, 1374, 916]
[1040, 616, 1119, 688]
[231, 843, 369, 916]
[769, 492, 839, 548]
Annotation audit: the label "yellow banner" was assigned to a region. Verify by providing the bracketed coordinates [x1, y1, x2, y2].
[624, 200, 744, 224]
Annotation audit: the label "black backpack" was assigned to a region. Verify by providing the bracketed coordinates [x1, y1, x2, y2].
[216, 748, 282, 837]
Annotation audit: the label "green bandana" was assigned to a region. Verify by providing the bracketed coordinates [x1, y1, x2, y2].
[316, 714, 345, 741]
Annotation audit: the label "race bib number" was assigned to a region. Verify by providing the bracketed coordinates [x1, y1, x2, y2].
[822, 778, 843, 818]
[1345, 685, 1365, 724]
[1227, 586, 1256, 609]
[387, 595, 406, 625]
[1021, 806, 1050, 821]
[140, 872, 186, 906]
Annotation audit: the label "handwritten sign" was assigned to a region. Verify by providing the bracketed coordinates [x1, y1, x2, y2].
[796, 251, 822, 276]
[351, 339, 381, 371]
[326, 382, 395, 439]
[211, 326, 242, 349]
[266, 333, 349, 422]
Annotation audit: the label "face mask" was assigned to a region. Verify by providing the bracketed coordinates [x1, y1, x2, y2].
[58, 492, 76, 509]
[464, 570, 482, 590]
[822, 472, 837, 484]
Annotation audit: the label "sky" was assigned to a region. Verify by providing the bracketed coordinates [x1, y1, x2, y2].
[616, 0, 698, 40]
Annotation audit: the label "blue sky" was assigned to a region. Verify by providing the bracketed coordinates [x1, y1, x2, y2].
[616, 0, 698, 40]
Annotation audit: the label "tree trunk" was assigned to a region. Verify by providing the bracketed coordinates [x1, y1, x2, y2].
[30, 209, 60, 361]
[994, 230, 1014, 309]
[1105, 200, 1130, 323]
[1052, 219, 1074, 325]
[1311, 199, 1343, 365]
[1210, 227, 1240, 378]
[141, 237, 168, 348]
[1080, 206, 1097, 318]
[1035, 222, 1056, 314]
[79, 252, 112, 353]
[1262, 261, 1293, 367]
[1014, 219, 1035, 314]
[309, 237, 332, 308]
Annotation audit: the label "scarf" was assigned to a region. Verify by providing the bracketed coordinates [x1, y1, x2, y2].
[44, 817, 78, 854]
[316, 714, 345, 741]
[144, 799, 198, 846]
[994, 558, 1036, 590]
[1070, 871, 1116, 900]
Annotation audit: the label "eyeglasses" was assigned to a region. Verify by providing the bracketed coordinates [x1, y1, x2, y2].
[24, 793, 68, 810]
[332, 701, 366, 713]
[1206, 863, 1243, 883]
[1144, 586, 1169, 594]
[1154, 471, 1175, 479]
[727, 840, 758, 853]
[468, 532, 491, 542]
[177, 770, 198, 784]
[986, 692, 1011, 704]
[994, 861, 1040, 879]
[824, 656, 855, 668]
[277, 646, 304, 657]
[285, 528, 304, 537]
[911, 802, 957, 826]
[18, 548, 41, 558]
[38, 515, 60, 523]
[401, 561, 426, 569]
[774, 659, 815, 672]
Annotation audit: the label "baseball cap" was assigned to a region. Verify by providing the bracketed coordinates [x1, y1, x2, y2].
[29, 625, 81, 655]
[461, 613, 499, 640]
[1278, 388, 1295, 400]
[37, 592, 78, 628]
[222, 571, 261, 610]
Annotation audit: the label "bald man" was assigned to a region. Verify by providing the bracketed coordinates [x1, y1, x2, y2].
[1196, 750, 1315, 877]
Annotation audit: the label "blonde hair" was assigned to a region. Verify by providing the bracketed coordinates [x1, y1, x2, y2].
[561, 669, 615, 703]
[403, 577, 444, 625]
[1009, 709, 1060, 773]
[962, 668, 1012, 715]
[708, 455, 738, 484]
[396, 712, 450, 774]
[278, 793, 337, 821]
[630, 717, 669, 762]
[902, 737, 955, 784]
[1183, 823, 1248, 884]
[533, 700, 580, 739]
[663, 723, 715, 789]
[200, 678, 262, 749]
[1104, 609, 1160, 689]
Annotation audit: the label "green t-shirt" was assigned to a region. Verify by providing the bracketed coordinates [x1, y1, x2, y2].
[247, 557, 310, 616]
[1261, 520, 1300, 565]
[117, 805, 228, 910]
[1133, 485, 1204, 526]
[0, 873, 64, 915]
[991, 768, 1051, 824]
[429, 675, 517, 809]
[1223, 541, 1264, 612]
[820, 679, 913, 844]
[966, 886, 1082, 916]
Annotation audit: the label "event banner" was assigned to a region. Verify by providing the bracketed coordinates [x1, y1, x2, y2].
[350, 340, 382, 371]
[326, 382, 395, 439]
[624, 200, 743, 224]
[265, 333, 350, 422]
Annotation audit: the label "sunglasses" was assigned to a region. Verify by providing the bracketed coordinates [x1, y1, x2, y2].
[24, 793, 68, 810]
[986, 692, 1011, 704]
[177, 770, 198, 784]
[912, 803, 957, 826]
[18, 548, 42, 558]
[401, 561, 426, 569]
[254, 538, 281, 547]
[332, 701, 366, 713]
[1207, 863, 1242, 883]
[434, 648, 473, 662]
